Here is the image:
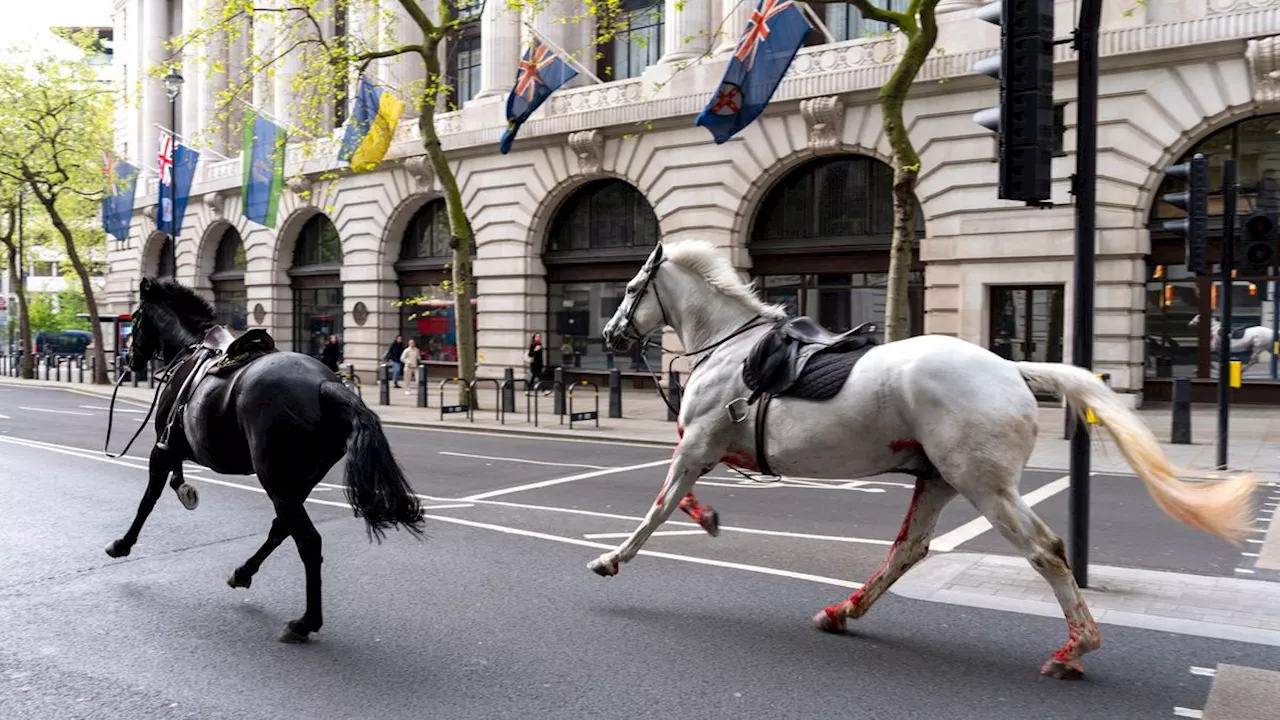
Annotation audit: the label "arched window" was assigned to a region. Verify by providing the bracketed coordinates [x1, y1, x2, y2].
[155, 236, 175, 280]
[211, 227, 247, 331]
[749, 155, 924, 341]
[1144, 113, 1280, 386]
[543, 179, 661, 373]
[288, 214, 343, 360]
[595, 0, 664, 81]
[396, 199, 474, 363]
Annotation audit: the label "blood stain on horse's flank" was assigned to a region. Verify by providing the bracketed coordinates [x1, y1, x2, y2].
[719, 452, 759, 472]
[889, 439, 922, 454]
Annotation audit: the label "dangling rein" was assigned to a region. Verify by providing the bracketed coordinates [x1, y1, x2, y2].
[102, 352, 187, 459]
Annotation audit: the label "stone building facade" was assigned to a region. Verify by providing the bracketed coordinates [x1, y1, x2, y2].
[103, 0, 1280, 404]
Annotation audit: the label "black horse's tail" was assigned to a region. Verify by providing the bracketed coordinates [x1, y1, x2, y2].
[319, 381, 426, 542]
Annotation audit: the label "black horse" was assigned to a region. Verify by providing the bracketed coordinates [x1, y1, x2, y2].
[106, 277, 425, 642]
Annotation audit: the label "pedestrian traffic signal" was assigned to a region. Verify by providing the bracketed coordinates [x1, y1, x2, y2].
[972, 0, 1055, 205]
[1242, 212, 1275, 274]
[1161, 153, 1209, 274]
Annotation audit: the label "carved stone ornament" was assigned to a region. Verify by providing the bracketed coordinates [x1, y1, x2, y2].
[799, 96, 845, 151]
[404, 156, 435, 188]
[202, 190, 226, 218]
[568, 129, 605, 176]
[286, 175, 314, 199]
[352, 301, 369, 326]
[252, 303, 266, 325]
[1247, 35, 1280, 104]
[143, 205, 157, 222]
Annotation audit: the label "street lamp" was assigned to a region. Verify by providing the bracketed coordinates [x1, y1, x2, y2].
[162, 71, 183, 278]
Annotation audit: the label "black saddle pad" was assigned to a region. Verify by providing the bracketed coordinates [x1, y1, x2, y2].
[742, 342, 873, 401]
[1230, 326, 1249, 340]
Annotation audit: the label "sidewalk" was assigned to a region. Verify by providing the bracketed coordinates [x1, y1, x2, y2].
[4, 372, 1280, 476]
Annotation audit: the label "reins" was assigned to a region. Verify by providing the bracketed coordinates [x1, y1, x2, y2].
[102, 349, 190, 459]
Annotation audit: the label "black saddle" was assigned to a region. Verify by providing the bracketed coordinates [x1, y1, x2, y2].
[742, 317, 878, 403]
[1230, 326, 1249, 341]
[157, 327, 277, 450]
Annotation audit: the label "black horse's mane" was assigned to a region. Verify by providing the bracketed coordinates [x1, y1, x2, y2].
[144, 278, 218, 338]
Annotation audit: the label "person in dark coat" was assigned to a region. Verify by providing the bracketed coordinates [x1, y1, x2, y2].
[321, 334, 343, 373]
[527, 333, 545, 394]
[386, 335, 405, 388]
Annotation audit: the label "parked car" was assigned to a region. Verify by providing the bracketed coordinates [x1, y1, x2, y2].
[34, 330, 91, 357]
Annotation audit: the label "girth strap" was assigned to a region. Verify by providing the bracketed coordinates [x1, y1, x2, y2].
[753, 392, 777, 478]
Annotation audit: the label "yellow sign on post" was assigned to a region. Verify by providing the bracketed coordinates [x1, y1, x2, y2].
[1229, 360, 1243, 389]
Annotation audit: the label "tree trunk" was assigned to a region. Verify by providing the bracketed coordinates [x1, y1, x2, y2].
[884, 166, 919, 342]
[2, 232, 34, 379]
[421, 43, 476, 405]
[28, 185, 109, 383]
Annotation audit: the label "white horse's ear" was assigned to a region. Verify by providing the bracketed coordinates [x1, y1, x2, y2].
[651, 242, 664, 265]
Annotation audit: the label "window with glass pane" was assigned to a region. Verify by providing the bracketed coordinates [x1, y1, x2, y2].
[156, 237, 175, 279]
[400, 283, 475, 362]
[826, 0, 906, 41]
[546, 280, 661, 371]
[455, 32, 482, 106]
[400, 200, 451, 261]
[609, 1, 663, 80]
[293, 215, 341, 266]
[214, 230, 246, 272]
[755, 156, 904, 242]
[988, 285, 1065, 363]
[292, 287, 344, 359]
[546, 180, 659, 255]
[755, 272, 924, 342]
[212, 228, 247, 331]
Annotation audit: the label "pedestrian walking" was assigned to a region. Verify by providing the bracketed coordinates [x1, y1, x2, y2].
[527, 333, 545, 395]
[321, 333, 342, 373]
[400, 339, 420, 394]
[386, 335, 405, 388]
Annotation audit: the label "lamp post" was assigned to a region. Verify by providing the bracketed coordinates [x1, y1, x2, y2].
[162, 70, 183, 276]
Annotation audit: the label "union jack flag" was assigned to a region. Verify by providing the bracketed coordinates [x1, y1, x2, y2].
[157, 131, 174, 185]
[104, 151, 119, 196]
[734, 0, 796, 71]
[500, 33, 578, 154]
[515, 39, 556, 103]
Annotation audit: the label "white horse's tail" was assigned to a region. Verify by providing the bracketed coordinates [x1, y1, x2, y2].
[1015, 362, 1257, 545]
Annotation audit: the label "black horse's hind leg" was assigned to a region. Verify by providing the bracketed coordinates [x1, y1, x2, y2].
[106, 445, 180, 558]
[168, 464, 199, 510]
[228, 516, 289, 589]
[277, 502, 324, 643]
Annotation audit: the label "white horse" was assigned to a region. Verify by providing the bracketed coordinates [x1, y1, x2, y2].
[1188, 313, 1275, 373]
[593, 239, 1258, 679]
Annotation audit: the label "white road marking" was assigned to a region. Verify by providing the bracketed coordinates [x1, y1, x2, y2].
[79, 405, 146, 414]
[459, 459, 670, 501]
[0, 433, 863, 591]
[438, 451, 606, 470]
[1248, 538, 1264, 544]
[1172, 708, 1204, 718]
[465, 497, 894, 546]
[931, 475, 1073, 553]
[1189, 666, 1217, 677]
[18, 406, 94, 416]
[1242, 552, 1260, 557]
[0, 414, 8, 419]
[1234, 568, 1256, 575]
[583, 530, 707, 539]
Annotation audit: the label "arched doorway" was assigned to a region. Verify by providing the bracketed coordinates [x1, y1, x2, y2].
[749, 155, 924, 343]
[543, 179, 661, 372]
[289, 214, 343, 359]
[211, 227, 247, 330]
[1145, 113, 1280, 401]
[395, 198, 475, 362]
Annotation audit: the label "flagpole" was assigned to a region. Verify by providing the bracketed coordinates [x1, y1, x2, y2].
[153, 123, 234, 161]
[796, 3, 835, 44]
[231, 97, 318, 140]
[521, 22, 604, 86]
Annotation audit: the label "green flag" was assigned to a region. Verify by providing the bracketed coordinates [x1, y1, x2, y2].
[241, 108, 286, 228]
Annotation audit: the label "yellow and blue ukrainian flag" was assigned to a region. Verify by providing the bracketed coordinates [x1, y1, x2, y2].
[338, 75, 405, 171]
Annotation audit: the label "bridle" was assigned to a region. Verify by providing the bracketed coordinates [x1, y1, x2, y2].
[102, 304, 190, 459]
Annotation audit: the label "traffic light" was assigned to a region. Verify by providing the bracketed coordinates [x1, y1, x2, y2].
[1161, 153, 1208, 274]
[1242, 212, 1276, 274]
[972, 0, 1055, 205]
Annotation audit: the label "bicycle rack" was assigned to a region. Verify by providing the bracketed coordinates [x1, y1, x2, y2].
[499, 378, 540, 426]
[469, 378, 502, 423]
[566, 380, 600, 428]
[438, 378, 471, 420]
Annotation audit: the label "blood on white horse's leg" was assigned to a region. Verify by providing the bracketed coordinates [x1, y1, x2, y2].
[678, 493, 719, 536]
[972, 489, 1100, 679]
[815, 476, 956, 632]
[588, 442, 713, 577]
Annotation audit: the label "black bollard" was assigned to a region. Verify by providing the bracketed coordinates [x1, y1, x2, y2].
[43, 353, 50, 380]
[417, 365, 428, 408]
[501, 367, 515, 413]
[1171, 377, 1192, 444]
[609, 368, 623, 419]
[378, 363, 390, 406]
[553, 367, 566, 415]
[148, 359, 156, 388]
[605, 351, 615, 370]
[55, 357, 61, 383]
[667, 369, 682, 421]
[78, 356, 84, 383]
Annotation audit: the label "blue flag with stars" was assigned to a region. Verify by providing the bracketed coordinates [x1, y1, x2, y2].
[695, 0, 810, 144]
[500, 36, 578, 154]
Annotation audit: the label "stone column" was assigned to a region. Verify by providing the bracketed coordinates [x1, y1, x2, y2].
[181, 0, 201, 141]
[251, 5, 274, 112]
[532, 0, 595, 88]
[140, 0, 170, 170]
[273, 4, 310, 130]
[225, 12, 251, 154]
[383, 2, 426, 119]
[714, 0, 753, 56]
[475, 0, 523, 100]
[937, 0, 982, 12]
[660, 0, 713, 64]
[196, 0, 230, 156]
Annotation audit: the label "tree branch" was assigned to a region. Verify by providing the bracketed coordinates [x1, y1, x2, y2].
[805, 0, 906, 30]
[398, 0, 439, 37]
[355, 44, 424, 74]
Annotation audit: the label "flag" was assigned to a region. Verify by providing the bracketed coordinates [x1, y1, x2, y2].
[499, 35, 578, 154]
[694, 0, 810, 144]
[241, 109, 286, 228]
[101, 151, 139, 243]
[338, 74, 405, 171]
[156, 133, 199, 236]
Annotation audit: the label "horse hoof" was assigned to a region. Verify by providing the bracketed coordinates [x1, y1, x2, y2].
[104, 540, 130, 559]
[699, 508, 720, 537]
[1040, 658, 1084, 680]
[227, 570, 252, 589]
[175, 483, 199, 511]
[588, 557, 619, 577]
[278, 622, 310, 644]
[813, 608, 846, 634]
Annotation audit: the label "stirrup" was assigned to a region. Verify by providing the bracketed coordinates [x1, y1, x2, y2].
[725, 397, 749, 424]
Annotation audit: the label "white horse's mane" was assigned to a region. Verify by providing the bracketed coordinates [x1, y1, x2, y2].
[662, 239, 788, 319]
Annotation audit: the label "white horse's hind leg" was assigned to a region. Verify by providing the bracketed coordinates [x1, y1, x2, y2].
[966, 487, 1100, 679]
[814, 476, 957, 632]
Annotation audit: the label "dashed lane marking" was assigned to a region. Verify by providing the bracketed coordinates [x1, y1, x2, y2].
[78, 405, 146, 414]
[459, 459, 671, 501]
[438, 451, 607, 470]
[930, 475, 1072, 552]
[1190, 666, 1217, 677]
[583, 530, 707, 539]
[17, 406, 94, 416]
[1172, 708, 1203, 718]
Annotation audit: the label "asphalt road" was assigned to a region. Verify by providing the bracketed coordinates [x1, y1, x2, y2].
[2, 383, 1277, 719]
